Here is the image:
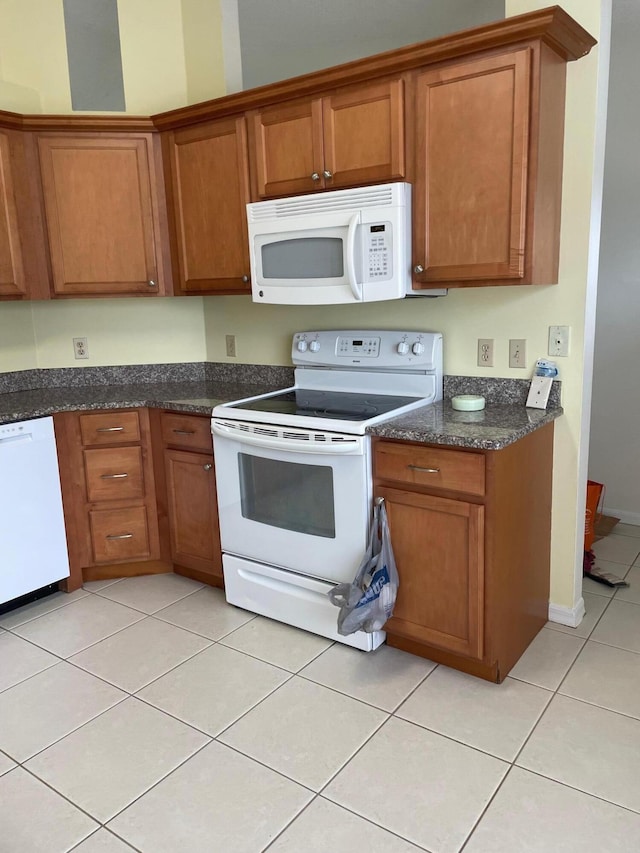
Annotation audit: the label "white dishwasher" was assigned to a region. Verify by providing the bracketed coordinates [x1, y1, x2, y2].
[0, 416, 70, 607]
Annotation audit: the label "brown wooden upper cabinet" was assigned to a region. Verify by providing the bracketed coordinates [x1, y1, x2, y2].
[412, 45, 566, 287]
[162, 116, 252, 295]
[0, 128, 49, 301]
[0, 130, 26, 299]
[248, 77, 406, 199]
[37, 134, 170, 297]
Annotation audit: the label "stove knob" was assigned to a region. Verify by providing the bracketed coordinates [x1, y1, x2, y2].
[397, 341, 409, 355]
[309, 340, 320, 353]
[297, 339, 308, 352]
[412, 341, 425, 355]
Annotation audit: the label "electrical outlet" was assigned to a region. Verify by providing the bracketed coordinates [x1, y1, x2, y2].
[509, 338, 527, 368]
[548, 325, 570, 357]
[73, 337, 89, 360]
[477, 338, 494, 367]
[225, 334, 237, 358]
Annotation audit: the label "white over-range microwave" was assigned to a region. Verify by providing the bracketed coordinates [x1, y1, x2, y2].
[247, 182, 446, 305]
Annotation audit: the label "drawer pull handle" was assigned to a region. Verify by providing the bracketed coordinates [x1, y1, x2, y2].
[173, 429, 195, 435]
[96, 426, 125, 433]
[106, 533, 133, 540]
[100, 473, 128, 479]
[408, 465, 441, 474]
[203, 463, 212, 471]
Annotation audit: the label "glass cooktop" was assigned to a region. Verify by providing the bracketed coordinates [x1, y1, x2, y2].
[228, 389, 422, 422]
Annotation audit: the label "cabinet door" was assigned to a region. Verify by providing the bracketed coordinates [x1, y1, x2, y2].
[38, 135, 162, 295]
[322, 78, 405, 189]
[413, 49, 531, 284]
[0, 130, 26, 298]
[164, 448, 222, 579]
[250, 98, 325, 198]
[166, 117, 252, 294]
[379, 486, 484, 659]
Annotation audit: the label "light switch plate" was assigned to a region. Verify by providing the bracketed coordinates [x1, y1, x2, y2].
[526, 375, 553, 409]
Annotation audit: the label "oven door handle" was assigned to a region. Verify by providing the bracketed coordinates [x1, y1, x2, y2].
[346, 212, 362, 302]
[211, 421, 364, 455]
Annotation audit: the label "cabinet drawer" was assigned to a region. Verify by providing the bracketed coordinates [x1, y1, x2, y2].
[80, 411, 141, 446]
[84, 447, 144, 502]
[375, 441, 485, 496]
[90, 506, 150, 563]
[161, 412, 212, 452]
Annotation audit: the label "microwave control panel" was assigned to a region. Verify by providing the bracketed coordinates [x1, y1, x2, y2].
[364, 222, 392, 280]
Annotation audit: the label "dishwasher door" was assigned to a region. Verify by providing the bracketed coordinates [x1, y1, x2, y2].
[0, 416, 70, 605]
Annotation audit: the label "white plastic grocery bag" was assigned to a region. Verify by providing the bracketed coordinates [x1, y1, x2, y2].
[328, 497, 399, 635]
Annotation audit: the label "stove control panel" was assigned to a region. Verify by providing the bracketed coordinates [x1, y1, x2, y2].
[337, 336, 380, 357]
[292, 330, 443, 373]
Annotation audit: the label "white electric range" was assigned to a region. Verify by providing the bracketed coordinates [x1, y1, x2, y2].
[211, 329, 443, 650]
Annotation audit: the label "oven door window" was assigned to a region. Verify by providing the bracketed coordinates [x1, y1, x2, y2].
[261, 237, 344, 280]
[238, 453, 335, 538]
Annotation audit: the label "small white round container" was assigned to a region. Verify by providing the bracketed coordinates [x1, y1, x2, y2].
[451, 394, 486, 412]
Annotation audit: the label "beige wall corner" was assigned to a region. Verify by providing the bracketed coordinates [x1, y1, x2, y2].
[182, 0, 228, 103]
[0, 81, 42, 114]
[0, 0, 71, 113]
[118, 0, 189, 113]
[506, 0, 611, 613]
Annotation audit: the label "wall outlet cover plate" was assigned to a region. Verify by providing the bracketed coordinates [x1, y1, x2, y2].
[526, 375, 553, 409]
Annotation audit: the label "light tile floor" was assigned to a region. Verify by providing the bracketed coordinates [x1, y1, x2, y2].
[1, 527, 640, 852]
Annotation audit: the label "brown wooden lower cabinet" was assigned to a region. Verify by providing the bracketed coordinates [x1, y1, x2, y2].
[158, 412, 223, 587]
[54, 408, 166, 591]
[374, 424, 554, 682]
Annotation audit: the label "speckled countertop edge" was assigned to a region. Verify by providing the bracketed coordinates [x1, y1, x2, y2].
[0, 380, 288, 425]
[0, 365, 562, 449]
[367, 400, 562, 450]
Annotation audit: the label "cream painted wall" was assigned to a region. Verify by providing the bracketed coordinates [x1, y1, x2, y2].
[31, 298, 207, 368]
[0, 302, 37, 372]
[0, 0, 70, 112]
[118, 0, 189, 113]
[588, 0, 640, 524]
[181, 0, 227, 104]
[203, 0, 610, 613]
[0, 0, 226, 114]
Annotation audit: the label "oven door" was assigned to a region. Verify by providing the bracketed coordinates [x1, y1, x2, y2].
[211, 420, 370, 584]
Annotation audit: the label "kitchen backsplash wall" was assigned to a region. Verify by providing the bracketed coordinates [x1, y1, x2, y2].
[30, 298, 208, 368]
[0, 302, 38, 373]
[202, 286, 569, 380]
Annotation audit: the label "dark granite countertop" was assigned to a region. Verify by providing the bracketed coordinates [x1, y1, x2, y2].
[0, 365, 562, 450]
[0, 380, 283, 425]
[367, 400, 562, 450]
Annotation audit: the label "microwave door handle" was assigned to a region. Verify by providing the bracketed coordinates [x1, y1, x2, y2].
[346, 212, 362, 301]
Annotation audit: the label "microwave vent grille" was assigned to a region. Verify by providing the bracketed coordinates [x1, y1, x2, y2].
[248, 183, 403, 222]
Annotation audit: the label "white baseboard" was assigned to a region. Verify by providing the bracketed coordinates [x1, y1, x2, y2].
[548, 597, 586, 628]
[603, 506, 640, 527]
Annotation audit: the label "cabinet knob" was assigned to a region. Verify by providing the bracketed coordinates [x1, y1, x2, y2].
[148, 280, 157, 287]
[311, 172, 321, 181]
[242, 275, 249, 283]
[413, 265, 425, 274]
[203, 463, 213, 471]
[323, 170, 333, 179]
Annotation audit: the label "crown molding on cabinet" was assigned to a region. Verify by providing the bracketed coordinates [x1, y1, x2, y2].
[152, 5, 596, 131]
